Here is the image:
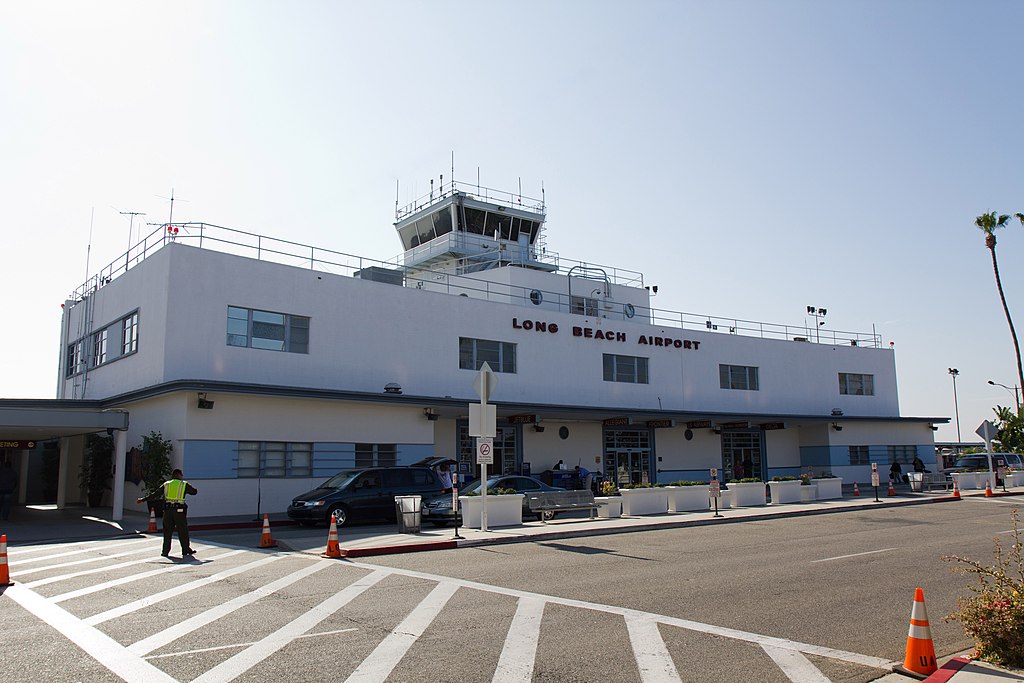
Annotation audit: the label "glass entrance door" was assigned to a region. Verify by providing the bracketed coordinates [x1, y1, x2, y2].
[721, 430, 764, 482]
[603, 429, 652, 486]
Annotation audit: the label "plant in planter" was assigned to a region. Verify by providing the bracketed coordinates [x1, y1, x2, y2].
[79, 433, 113, 507]
[598, 480, 619, 497]
[619, 483, 668, 515]
[728, 478, 768, 506]
[139, 431, 173, 515]
[666, 480, 710, 512]
[811, 472, 844, 499]
[768, 476, 803, 504]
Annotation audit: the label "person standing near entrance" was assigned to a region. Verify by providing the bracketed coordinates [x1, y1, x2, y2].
[0, 458, 17, 521]
[138, 468, 197, 558]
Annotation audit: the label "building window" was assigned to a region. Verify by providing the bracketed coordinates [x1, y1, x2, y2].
[720, 364, 759, 391]
[458, 424, 518, 475]
[849, 445, 870, 465]
[603, 354, 649, 384]
[459, 337, 516, 373]
[887, 445, 915, 465]
[355, 443, 397, 468]
[121, 312, 139, 355]
[570, 295, 598, 316]
[66, 340, 85, 377]
[227, 306, 309, 353]
[91, 329, 107, 367]
[839, 373, 874, 396]
[237, 441, 313, 477]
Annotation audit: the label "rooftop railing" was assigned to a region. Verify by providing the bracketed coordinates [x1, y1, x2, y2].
[68, 222, 883, 348]
[395, 179, 545, 222]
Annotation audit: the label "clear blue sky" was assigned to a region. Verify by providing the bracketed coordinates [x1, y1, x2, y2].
[2, 1, 1022, 443]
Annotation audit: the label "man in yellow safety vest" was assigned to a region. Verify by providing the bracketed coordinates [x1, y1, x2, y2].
[138, 468, 198, 558]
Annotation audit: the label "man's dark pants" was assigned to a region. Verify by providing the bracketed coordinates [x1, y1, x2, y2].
[162, 506, 191, 555]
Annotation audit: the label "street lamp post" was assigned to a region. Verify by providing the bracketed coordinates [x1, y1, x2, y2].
[807, 306, 827, 343]
[988, 379, 1021, 412]
[948, 368, 961, 444]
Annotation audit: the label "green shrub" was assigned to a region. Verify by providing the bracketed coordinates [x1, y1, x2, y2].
[771, 476, 798, 482]
[668, 480, 706, 486]
[733, 477, 762, 483]
[943, 509, 1024, 668]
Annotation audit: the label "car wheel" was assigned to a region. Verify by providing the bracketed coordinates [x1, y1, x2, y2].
[327, 505, 350, 527]
[539, 510, 556, 521]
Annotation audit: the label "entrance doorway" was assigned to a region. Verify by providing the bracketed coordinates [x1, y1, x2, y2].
[722, 430, 764, 482]
[603, 429, 652, 486]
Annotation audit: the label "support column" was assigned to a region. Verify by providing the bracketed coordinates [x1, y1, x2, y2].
[56, 437, 71, 509]
[18, 449, 30, 504]
[111, 429, 128, 521]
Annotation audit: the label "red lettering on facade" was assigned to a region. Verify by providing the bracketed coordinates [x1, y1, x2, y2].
[573, 326, 583, 337]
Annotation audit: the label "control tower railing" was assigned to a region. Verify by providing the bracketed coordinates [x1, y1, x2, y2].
[395, 179, 545, 222]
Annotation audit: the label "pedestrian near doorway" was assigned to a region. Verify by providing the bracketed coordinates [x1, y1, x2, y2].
[138, 468, 197, 558]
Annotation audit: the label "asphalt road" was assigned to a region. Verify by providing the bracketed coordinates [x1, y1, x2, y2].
[1, 496, 1020, 682]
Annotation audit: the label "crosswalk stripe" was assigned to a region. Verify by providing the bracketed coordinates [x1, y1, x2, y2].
[143, 628, 359, 660]
[4, 584, 177, 683]
[761, 644, 832, 682]
[55, 549, 247, 605]
[345, 581, 460, 683]
[14, 541, 160, 575]
[493, 597, 544, 683]
[191, 569, 391, 683]
[626, 614, 682, 682]
[127, 557, 334, 656]
[9, 537, 152, 564]
[23, 543, 221, 588]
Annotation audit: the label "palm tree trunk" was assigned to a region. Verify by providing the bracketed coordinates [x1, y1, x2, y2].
[990, 246, 1024, 398]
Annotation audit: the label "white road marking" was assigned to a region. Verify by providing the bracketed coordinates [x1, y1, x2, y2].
[963, 497, 1024, 505]
[811, 548, 898, 563]
[345, 559, 894, 670]
[626, 614, 682, 682]
[345, 581, 460, 683]
[13, 542, 159, 575]
[761, 644, 831, 682]
[3, 583, 177, 683]
[191, 569, 390, 683]
[127, 557, 335, 655]
[142, 628, 359, 660]
[492, 597, 545, 683]
[8, 537, 152, 564]
[55, 549, 247, 605]
[22, 543, 221, 588]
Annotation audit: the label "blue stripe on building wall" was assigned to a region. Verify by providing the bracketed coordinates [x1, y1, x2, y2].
[183, 441, 436, 479]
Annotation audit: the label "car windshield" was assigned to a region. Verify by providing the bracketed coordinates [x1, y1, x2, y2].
[321, 471, 362, 489]
[457, 478, 503, 495]
[953, 458, 985, 468]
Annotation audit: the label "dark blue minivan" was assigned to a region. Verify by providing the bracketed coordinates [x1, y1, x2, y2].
[286, 466, 444, 527]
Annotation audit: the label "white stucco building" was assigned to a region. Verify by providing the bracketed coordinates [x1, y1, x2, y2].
[39, 179, 944, 517]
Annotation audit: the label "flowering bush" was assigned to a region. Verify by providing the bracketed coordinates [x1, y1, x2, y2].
[943, 508, 1024, 667]
[598, 480, 619, 496]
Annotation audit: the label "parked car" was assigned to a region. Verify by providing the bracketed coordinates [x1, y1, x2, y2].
[940, 453, 1024, 485]
[422, 475, 564, 526]
[286, 466, 444, 527]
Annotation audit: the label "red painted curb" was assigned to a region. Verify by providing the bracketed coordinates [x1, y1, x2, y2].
[142, 520, 299, 533]
[340, 540, 458, 558]
[922, 656, 971, 683]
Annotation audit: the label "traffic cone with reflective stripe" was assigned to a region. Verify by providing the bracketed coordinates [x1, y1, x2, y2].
[1, 534, 13, 586]
[888, 479, 897, 497]
[259, 514, 277, 548]
[322, 513, 342, 558]
[985, 479, 993, 497]
[147, 508, 158, 533]
[952, 479, 960, 499]
[895, 588, 937, 678]
[853, 482, 860, 497]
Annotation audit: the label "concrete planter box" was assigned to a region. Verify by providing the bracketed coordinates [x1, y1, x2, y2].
[709, 489, 732, 510]
[459, 494, 524, 528]
[1005, 471, 1024, 488]
[729, 482, 767, 507]
[768, 480, 803, 504]
[619, 488, 668, 516]
[951, 472, 985, 491]
[812, 477, 843, 500]
[799, 484, 817, 502]
[667, 485, 710, 512]
[595, 496, 622, 518]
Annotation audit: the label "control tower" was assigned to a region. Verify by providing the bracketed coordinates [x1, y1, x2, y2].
[393, 178, 555, 278]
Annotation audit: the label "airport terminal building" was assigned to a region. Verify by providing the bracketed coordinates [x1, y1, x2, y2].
[12, 179, 944, 518]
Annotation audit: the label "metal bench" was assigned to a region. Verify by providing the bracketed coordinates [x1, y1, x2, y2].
[913, 473, 950, 491]
[526, 490, 599, 522]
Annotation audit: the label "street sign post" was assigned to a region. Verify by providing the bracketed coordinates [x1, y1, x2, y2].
[871, 463, 880, 502]
[976, 420, 997, 490]
[471, 363, 498, 531]
[710, 468, 722, 518]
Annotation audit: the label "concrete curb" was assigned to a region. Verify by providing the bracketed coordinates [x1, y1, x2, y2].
[921, 657, 971, 683]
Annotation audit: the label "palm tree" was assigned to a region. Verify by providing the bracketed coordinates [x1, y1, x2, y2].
[976, 211, 1024, 398]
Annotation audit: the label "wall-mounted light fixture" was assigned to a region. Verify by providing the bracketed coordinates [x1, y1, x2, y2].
[533, 425, 545, 433]
[197, 392, 215, 410]
[831, 408, 843, 417]
[423, 408, 439, 421]
[831, 423, 843, 431]
[384, 383, 402, 394]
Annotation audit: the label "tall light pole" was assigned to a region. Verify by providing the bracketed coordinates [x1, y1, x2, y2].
[988, 379, 1021, 412]
[948, 368, 961, 444]
[807, 306, 827, 343]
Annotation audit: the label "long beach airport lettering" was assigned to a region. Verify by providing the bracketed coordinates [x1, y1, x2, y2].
[511, 318, 700, 350]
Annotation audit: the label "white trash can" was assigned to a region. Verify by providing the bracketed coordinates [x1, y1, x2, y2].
[395, 495, 422, 533]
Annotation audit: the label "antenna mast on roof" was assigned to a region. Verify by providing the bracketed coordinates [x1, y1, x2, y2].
[120, 210, 146, 253]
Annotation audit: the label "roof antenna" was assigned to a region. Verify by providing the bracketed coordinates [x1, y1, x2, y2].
[518, 176, 522, 204]
[85, 207, 94, 282]
[120, 210, 146, 255]
[451, 150, 455, 187]
[395, 179, 399, 219]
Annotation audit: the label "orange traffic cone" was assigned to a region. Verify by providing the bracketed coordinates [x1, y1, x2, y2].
[895, 588, 937, 678]
[985, 480, 993, 497]
[321, 513, 342, 558]
[853, 482, 860, 497]
[1, 534, 13, 586]
[888, 479, 896, 497]
[147, 508, 158, 533]
[952, 479, 960, 499]
[259, 514, 277, 548]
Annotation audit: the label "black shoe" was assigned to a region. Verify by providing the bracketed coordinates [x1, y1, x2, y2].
[182, 548, 196, 556]
[161, 552, 170, 558]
